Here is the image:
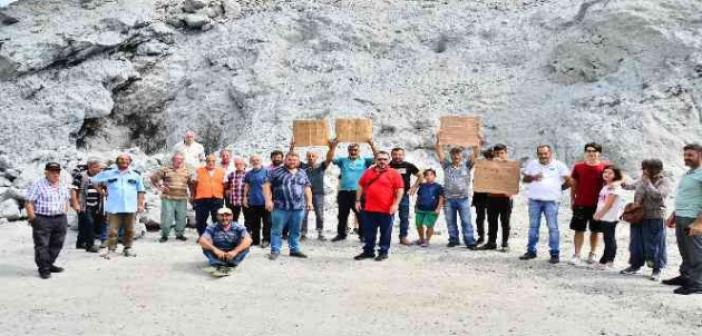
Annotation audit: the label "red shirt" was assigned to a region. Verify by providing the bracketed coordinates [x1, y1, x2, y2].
[571, 162, 607, 207]
[359, 167, 404, 214]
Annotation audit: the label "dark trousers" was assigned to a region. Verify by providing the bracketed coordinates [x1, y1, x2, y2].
[629, 218, 667, 270]
[194, 198, 224, 236]
[487, 197, 512, 246]
[473, 193, 488, 239]
[337, 190, 363, 239]
[244, 205, 271, 245]
[32, 215, 67, 273]
[225, 198, 243, 222]
[77, 207, 102, 248]
[361, 211, 393, 256]
[302, 193, 325, 235]
[675, 216, 702, 288]
[599, 220, 618, 264]
[397, 194, 410, 239]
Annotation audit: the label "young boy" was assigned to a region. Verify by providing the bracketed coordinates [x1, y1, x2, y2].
[415, 169, 444, 247]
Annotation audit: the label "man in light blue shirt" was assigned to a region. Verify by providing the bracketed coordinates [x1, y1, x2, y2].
[664, 144, 702, 295]
[93, 154, 145, 258]
[327, 138, 377, 242]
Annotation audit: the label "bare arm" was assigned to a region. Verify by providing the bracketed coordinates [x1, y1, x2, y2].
[434, 133, 445, 163]
[435, 196, 445, 214]
[304, 186, 313, 209]
[368, 139, 378, 157]
[570, 179, 578, 205]
[263, 182, 273, 211]
[470, 146, 479, 162]
[325, 138, 338, 167]
[389, 188, 404, 214]
[355, 186, 364, 212]
[409, 171, 423, 196]
[288, 137, 296, 154]
[25, 203, 36, 224]
[70, 189, 80, 212]
[137, 192, 145, 213]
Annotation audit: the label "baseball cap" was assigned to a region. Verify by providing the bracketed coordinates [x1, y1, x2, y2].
[217, 207, 233, 215]
[45, 162, 61, 171]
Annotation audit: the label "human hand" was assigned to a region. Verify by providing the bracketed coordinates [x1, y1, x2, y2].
[409, 186, 418, 196]
[355, 200, 362, 213]
[666, 216, 676, 228]
[265, 201, 274, 212]
[389, 204, 399, 215]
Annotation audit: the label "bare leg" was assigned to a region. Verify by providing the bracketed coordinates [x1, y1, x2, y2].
[573, 231, 584, 257]
[589, 232, 600, 256]
[426, 228, 434, 243]
[417, 226, 425, 242]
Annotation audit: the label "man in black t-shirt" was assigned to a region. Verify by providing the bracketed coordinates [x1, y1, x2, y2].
[389, 148, 422, 245]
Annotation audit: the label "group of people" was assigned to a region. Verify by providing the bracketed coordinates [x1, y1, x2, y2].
[23, 130, 702, 294]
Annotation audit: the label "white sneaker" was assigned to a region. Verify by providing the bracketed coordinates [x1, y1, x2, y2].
[569, 255, 581, 265]
[596, 262, 614, 270]
[586, 253, 597, 264]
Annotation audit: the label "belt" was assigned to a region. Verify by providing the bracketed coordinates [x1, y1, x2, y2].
[36, 214, 66, 218]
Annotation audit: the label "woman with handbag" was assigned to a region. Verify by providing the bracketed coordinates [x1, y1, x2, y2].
[620, 159, 671, 281]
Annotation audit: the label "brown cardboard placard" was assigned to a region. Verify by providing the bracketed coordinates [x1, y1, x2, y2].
[293, 119, 330, 147]
[335, 118, 373, 143]
[438, 116, 481, 147]
[473, 159, 521, 195]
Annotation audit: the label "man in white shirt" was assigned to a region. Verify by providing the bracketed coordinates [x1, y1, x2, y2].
[173, 130, 205, 170]
[519, 145, 572, 264]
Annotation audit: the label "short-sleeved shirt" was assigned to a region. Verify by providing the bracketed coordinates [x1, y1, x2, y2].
[25, 178, 70, 216]
[70, 171, 103, 211]
[173, 141, 205, 170]
[359, 167, 404, 214]
[269, 167, 311, 210]
[300, 162, 328, 195]
[571, 162, 607, 207]
[596, 184, 626, 222]
[333, 157, 374, 191]
[201, 222, 249, 251]
[152, 166, 191, 200]
[93, 168, 145, 213]
[416, 182, 444, 211]
[243, 168, 270, 206]
[523, 159, 570, 201]
[675, 167, 702, 218]
[442, 159, 474, 199]
[389, 161, 420, 193]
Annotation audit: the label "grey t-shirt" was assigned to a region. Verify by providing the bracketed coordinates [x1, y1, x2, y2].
[442, 158, 474, 199]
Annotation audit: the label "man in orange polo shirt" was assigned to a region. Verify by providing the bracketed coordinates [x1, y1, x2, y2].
[190, 154, 227, 236]
[354, 151, 404, 261]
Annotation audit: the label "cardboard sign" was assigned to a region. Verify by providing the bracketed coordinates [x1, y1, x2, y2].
[473, 159, 521, 195]
[335, 118, 373, 142]
[439, 116, 481, 147]
[293, 119, 330, 147]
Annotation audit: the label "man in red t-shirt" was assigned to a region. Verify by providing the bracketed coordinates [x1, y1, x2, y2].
[353, 151, 404, 261]
[569, 142, 607, 265]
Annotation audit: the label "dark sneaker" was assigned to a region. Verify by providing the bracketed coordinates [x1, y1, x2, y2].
[331, 236, 346, 242]
[549, 255, 560, 264]
[86, 245, 99, 253]
[159, 237, 168, 243]
[212, 266, 231, 277]
[519, 252, 537, 260]
[674, 286, 702, 295]
[476, 237, 485, 245]
[477, 243, 497, 251]
[354, 253, 375, 260]
[317, 233, 327, 241]
[49, 265, 64, 273]
[122, 248, 137, 257]
[176, 235, 187, 241]
[261, 241, 270, 248]
[300, 235, 307, 241]
[39, 271, 51, 279]
[662, 276, 688, 286]
[446, 241, 459, 248]
[620, 267, 640, 275]
[374, 254, 388, 262]
[290, 251, 308, 258]
[466, 244, 478, 250]
[500, 244, 510, 253]
[99, 241, 107, 249]
[650, 270, 661, 282]
[268, 252, 280, 260]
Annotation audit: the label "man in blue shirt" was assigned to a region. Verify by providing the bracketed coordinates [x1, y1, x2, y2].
[328, 138, 377, 242]
[243, 154, 271, 247]
[198, 207, 252, 277]
[92, 154, 145, 259]
[264, 152, 313, 260]
[664, 144, 702, 294]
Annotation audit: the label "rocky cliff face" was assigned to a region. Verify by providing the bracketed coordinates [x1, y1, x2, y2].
[1, 0, 701, 174]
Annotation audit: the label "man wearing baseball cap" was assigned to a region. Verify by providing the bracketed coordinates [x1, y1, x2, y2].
[198, 207, 252, 277]
[24, 162, 71, 279]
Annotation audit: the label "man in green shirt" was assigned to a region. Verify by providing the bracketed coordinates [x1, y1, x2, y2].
[664, 144, 702, 295]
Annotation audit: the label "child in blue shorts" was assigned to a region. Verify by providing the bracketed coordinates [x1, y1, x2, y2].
[415, 169, 444, 247]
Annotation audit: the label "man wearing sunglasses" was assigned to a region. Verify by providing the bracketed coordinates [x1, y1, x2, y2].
[328, 138, 378, 242]
[199, 207, 252, 277]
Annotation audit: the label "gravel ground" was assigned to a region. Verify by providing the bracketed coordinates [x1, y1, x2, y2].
[1, 202, 701, 336]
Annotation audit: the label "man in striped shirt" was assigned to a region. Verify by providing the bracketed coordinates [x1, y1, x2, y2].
[151, 152, 192, 242]
[25, 162, 71, 279]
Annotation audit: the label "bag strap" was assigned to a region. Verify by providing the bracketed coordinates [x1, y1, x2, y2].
[363, 169, 388, 190]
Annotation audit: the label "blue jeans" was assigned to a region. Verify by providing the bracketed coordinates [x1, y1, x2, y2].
[302, 194, 325, 235]
[271, 209, 305, 254]
[629, 218, 667, 270]
[444, 197, 475, 246]
[527, 199, 560, 256]
[203, 248, 249, 266]
[396, 194, 410, 239]
[361, 211, 394, 256]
